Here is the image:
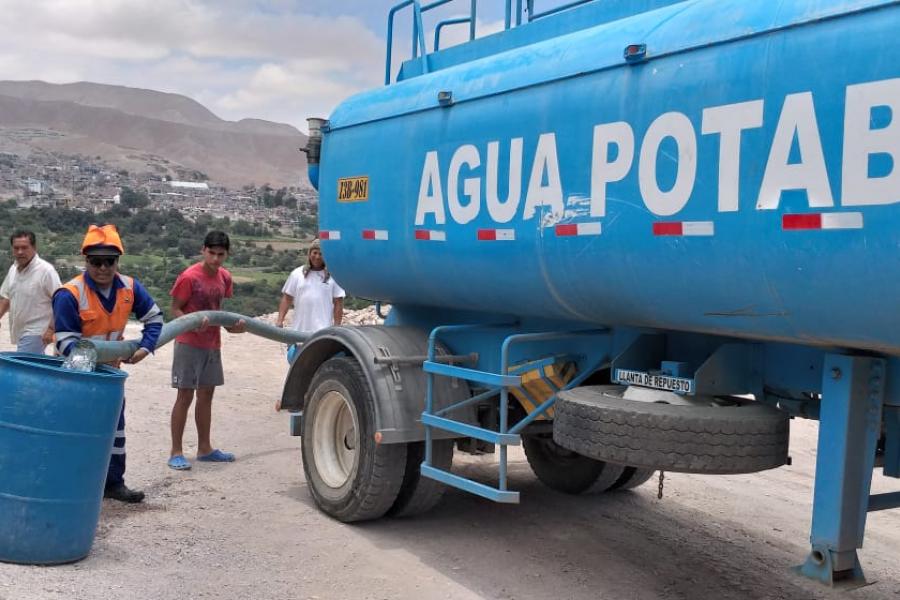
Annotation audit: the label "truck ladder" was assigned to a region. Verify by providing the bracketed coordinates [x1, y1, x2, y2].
[420, 324, 606, 503]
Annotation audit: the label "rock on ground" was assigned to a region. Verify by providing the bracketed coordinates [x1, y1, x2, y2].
[256, 304, 387, 327]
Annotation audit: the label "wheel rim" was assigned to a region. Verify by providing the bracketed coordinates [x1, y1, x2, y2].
[312, 390, 359, 488]
[616, 385, 745, 408]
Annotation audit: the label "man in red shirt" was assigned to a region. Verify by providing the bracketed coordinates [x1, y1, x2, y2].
[167, 231, 246, 470]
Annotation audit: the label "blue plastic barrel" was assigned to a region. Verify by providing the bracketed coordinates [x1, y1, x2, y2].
[0, 353, 127, 564]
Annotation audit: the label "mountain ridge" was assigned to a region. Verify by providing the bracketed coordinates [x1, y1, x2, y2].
[0, 80, 308, 188]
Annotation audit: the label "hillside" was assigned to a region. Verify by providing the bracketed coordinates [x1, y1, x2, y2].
[0, 81, 309, 188]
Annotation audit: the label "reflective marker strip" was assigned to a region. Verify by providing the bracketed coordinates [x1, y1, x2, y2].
[782, 214, 821, 230]
[362, 229, 389, 240]
[822, 213, 863, 229]
[782, 212, 863, 230]
[652, 221, 714, 236]
[682, 221, 715, 236]
[414, 230, 446, 241]
[319, 231, 341, 240]
[555, 222, 602, 237]
[477, 229, 515, 241]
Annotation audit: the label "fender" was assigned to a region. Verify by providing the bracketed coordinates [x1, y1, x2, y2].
[280, 325, 474, 444]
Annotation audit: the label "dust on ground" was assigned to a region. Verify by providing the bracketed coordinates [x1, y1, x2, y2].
[1, 313, 899, 600]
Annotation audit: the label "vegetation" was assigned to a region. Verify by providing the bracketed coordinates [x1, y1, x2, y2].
[0, 202, 367, 319]
[258, 185, 295, 208]
[119, 187, 150, 209]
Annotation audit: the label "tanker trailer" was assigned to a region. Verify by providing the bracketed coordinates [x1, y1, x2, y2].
[280, 0, 900, 586]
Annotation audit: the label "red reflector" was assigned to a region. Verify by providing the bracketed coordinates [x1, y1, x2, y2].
[783, 214, 822, 230]
[653, 222, 683, 236]
[555, 224, 578, 237]
[362, 230, 376, 240]
[414, 230, 429, 240]
[477, 229, 497, 241]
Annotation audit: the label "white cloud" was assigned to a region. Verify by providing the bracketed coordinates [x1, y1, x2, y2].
[0, 0, 386, 130]
[0, 0, 522, 131]
[215, 58, 380, 126]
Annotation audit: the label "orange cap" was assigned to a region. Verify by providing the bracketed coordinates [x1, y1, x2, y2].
[81, 224, 125, 256]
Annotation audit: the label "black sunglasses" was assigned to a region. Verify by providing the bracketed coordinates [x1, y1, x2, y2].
[87, 256, 118, 268]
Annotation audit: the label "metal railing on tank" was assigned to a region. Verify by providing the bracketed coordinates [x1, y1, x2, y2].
[386, 0, 470, 84]
[385, 0, 599, 84]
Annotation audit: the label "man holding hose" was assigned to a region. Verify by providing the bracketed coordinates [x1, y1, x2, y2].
[53, 224, 164, 503]
[167, 231, 246, 471]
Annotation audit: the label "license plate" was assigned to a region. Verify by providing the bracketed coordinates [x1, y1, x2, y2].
[614, 369, 695, 394]
[337, 176, 369, 202]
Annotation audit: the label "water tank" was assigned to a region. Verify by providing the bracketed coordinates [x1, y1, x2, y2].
[318, 0, 900, 354]
[0, 354, 127, 564]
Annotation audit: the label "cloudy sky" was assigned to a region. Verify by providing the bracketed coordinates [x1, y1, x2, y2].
[0, 0, 525, 132]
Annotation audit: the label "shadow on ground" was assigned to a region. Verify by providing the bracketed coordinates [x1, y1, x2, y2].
[294, 459, 874, 600]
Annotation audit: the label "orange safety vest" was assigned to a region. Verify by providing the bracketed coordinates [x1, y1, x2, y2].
[61, 274, 134, 341]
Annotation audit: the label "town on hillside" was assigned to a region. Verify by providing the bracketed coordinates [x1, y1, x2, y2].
[0, 146, 318, 232]
[0, 147, 334, 320]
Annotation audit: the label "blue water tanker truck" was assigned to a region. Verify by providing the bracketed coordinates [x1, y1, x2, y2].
[281, 0, 900, 586]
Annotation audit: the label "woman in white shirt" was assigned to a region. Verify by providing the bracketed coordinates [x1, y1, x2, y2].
[276, 239, 345, 336]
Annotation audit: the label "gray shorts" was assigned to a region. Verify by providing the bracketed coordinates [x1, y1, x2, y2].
[171, 342, 224, 389]
[17, 335, 46, 355]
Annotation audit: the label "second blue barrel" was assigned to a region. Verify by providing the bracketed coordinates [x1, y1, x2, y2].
[0, 353, 127, 564]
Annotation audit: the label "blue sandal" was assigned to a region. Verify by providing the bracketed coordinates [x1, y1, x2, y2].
[167, 455, 192, 470]
[197, 449, 235, 463]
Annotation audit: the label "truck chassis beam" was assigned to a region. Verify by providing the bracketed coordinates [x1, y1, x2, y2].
[798, 354, 885, 586]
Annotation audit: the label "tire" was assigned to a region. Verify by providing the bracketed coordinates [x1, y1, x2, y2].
[553, 386, 789, 475]
[522, 434, 626, 494]
[301, 357, 406, 522]
[609, 466, 656, 491]
[388, 439, 454, 518]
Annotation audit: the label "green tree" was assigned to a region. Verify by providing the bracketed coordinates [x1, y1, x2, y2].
[178, 238, 199, 259]
[120, 187, 150, 209]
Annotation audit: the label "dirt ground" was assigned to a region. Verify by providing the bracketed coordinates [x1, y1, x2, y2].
[1, 320, 899, 600]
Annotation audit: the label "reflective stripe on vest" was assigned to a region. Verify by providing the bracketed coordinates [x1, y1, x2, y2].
[61, 274, 134, 341]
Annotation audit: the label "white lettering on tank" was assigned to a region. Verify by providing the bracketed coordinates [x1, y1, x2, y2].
[415, 151, 446, 225]
[757, 92, 834, 210]
[639, 112, 697, 216]
[448, 144, 481, 224]
[410, 77, 900, 229]
[486, 138, 523, 223]
[590, 122, 634, 218]
[523, 133, 564, 220]
[842, 78, 900, 207]
[702, 100, 764, 212]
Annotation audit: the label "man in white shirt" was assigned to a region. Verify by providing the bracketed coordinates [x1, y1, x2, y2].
[276, 239, 345, 334]
[0, 230, 61, 354]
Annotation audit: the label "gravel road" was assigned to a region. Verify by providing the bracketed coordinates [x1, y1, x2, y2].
[1, 320, 898, 600]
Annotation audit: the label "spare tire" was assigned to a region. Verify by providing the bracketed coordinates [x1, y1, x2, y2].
[553, 386, 789, 475]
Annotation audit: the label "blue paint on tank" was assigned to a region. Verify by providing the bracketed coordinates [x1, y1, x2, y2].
[316, 0, 900, 355]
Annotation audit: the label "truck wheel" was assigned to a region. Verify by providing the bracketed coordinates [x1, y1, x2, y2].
[609, 466, 656, 491]
[301, 357, 406, 522]
[388, 439, 454, 518]
[522, 434, 626, 494]
[554, 386, 789, 475]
